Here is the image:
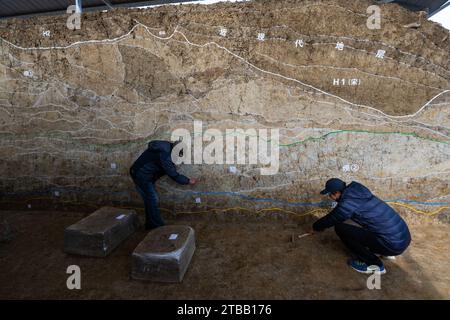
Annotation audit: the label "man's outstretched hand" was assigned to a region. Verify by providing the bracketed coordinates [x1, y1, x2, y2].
[189, 178, 198, 185]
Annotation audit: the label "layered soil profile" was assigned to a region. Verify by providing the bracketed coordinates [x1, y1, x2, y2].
[0, 0, 449, 222]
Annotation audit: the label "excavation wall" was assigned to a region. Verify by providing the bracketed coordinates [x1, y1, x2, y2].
[0, 0, 449, 220]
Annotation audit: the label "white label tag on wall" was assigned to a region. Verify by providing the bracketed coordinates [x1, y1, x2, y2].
[169, 234, 178, 240]
[195, 197, 201, 203]
[116, 214, 126, 220]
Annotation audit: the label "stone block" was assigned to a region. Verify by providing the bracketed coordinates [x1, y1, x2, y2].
[131, 225, 195, 282]
[64, 207, 139, 257]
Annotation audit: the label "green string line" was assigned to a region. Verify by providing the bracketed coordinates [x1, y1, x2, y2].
[0, 128, 449, 152]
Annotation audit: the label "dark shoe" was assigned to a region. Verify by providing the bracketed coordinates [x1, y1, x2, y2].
[348, 259, 386, 274]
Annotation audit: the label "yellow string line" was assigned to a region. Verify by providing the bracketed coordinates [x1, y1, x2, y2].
[159, 206, 328, 218]
[1, 198, 449, 216]
[1, 198, 326, 217]
[387, 202, 450, 216]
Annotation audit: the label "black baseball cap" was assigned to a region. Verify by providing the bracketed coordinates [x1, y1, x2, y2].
[320, 178, 346, 195]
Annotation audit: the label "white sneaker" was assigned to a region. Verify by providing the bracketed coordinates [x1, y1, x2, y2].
[368, 264, 387, 275]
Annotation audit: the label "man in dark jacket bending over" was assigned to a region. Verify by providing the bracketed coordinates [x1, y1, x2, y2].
[130, 140, 197, 230]
[312, 178, 411, 274]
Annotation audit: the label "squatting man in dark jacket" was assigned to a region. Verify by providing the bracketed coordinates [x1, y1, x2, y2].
[130, 140, 198, 230]
[311, 178, 411, 274]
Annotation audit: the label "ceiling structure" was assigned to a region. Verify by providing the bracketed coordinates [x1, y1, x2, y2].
[0, 0, 198, 18]
[378, 0, 449, 14]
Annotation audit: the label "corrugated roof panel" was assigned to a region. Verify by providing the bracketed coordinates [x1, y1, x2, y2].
[0, 0, 72, 17]
[0, 0, 202, 18]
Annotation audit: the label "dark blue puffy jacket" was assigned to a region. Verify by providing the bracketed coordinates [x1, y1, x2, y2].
[313, 181, 411, 253]
[130, 140, 189, 185]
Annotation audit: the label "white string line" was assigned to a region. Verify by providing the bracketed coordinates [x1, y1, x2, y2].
[183, 0, 444, 52]
[188, 90, 450, 138]
[283, 86, 441, 124]
[1, 2, 447, 75]
[256, 52, 445, 91]
[114, 41, 448, 127]
[179, 21, 450, 79]
[0, 174, 126, 189]
[2, 120, 449, 156]
[428, 194, 450, 201]
[146, 22, 450, 119]
[1, 118, 448, 150]
[240, 2, 450, 60]
[308, 41, 450, 81]
[3, 170, 449, 194]
[4, 151, 107, 170]
[0, 19, 449, 119]
[1, 80, 448, 142]
[106, 41, 450, 134]
[7, 101, 449, 142]
[0, 22, 141, 50]
[1, 87, 449, 142]
[5, 102, 448, 139]
[172, 29, 450, 85]
[182, 2, 450, 75]
[12, 107, 197, 137]
[159, 164, 450, 195]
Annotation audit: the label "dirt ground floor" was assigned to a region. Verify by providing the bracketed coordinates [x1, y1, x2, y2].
[0, 209, 449, 299]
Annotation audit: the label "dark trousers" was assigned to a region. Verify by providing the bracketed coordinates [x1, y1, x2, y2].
[131, 171, 164, 229]
[334, 223, 398, 267]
